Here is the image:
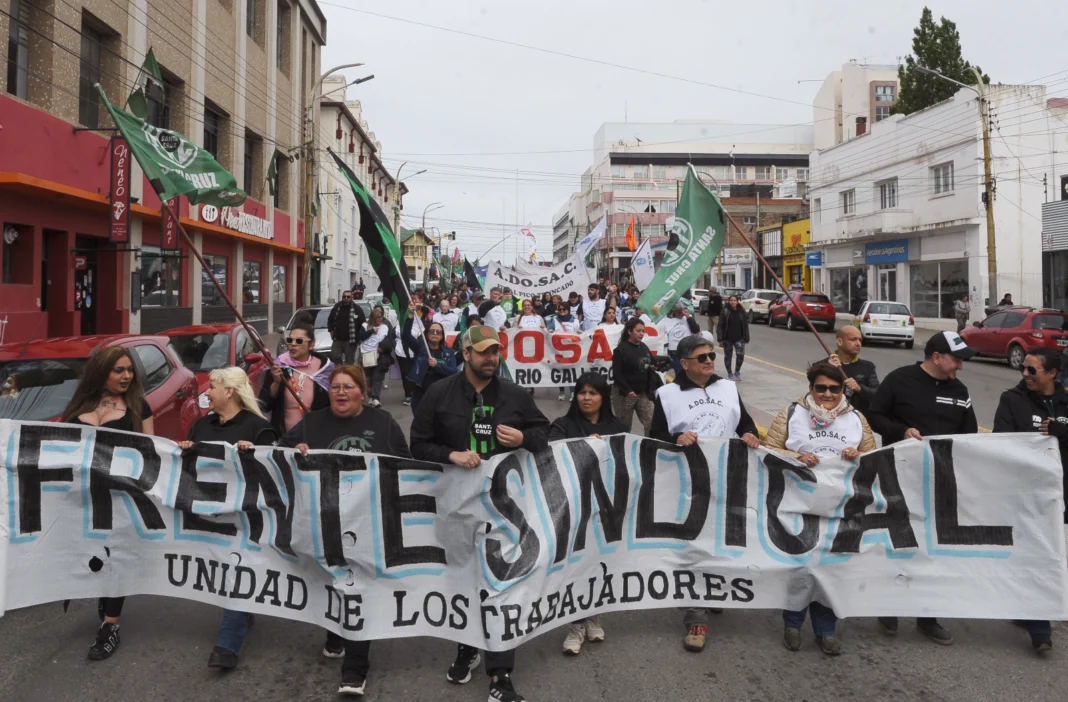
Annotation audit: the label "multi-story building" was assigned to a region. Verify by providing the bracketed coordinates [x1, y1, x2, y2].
[1040, 99, 1068, 310]
[552, 204, 571, 264]
[553, 121, 812, 288]
[0, 0, 326, 344]
[813, 60, 900, 151]
[398, 227, 434, 281]
[809, 84, 1064, 323]
[317, 75, 406, 304]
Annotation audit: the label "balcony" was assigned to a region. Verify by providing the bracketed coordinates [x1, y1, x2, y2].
[833, 209, 914, 240]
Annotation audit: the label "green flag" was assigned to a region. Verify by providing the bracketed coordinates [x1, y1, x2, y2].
[97, 85, 245, 207]
[126, 48, 164, 121]
[438, 254, 453, 292]
[327, 148, 412, 327]
[311, 181, 320, 217]
[636, 166, 728, 323]
[267, 154, 278, 197]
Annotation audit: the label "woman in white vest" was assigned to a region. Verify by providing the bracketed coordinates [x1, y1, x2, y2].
[762, 362, 876, 657]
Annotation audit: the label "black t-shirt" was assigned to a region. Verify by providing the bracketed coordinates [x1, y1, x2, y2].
[282, 406, 411, 457]
[187, 409, 277, 446]
[549, 414, 628, 441]
[69, 398, 153, 432]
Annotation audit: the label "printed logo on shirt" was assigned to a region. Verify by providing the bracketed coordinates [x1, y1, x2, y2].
[688, 410, 727, 437]
[329, 431, 375, 453]
[687, 396, 724, 411]
[470, 405, 497, 456]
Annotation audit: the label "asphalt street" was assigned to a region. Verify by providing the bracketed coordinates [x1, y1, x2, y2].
[0, 339, 1063, 702]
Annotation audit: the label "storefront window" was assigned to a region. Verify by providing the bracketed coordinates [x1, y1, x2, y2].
[1045, 252, 1068, 312]
[910, 261, 968, 319]
[830, 268, 850, 313]
[242, 261, 261, 304]
[202, 254, 228, 306]
[140, 246, 181, 307]
[272, 264, 287, 302]
[848, 266, 868, 315]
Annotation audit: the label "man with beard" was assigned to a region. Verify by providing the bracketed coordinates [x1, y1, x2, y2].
[479, 287, 509, 332]
[410, 325, 550, 702]
[327, 290, 367, 365]
[580, 282, 606, 331]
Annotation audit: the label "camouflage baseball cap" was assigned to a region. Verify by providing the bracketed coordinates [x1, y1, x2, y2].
[462, 325, 501, 352]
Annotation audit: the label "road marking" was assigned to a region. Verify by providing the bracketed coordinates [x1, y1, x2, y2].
[746, 354, 991, 433]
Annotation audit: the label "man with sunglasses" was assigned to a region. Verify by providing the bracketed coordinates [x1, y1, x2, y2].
[410, 324, 549, 702]
[993, 347, 1068, 654]
[867, 330, 979, 645]
[649, 334, 760, 653]
[327, 290, 367, 365]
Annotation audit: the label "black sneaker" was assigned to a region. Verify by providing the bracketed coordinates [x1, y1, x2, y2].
[917, 619, 953, 645]
[322, 638, 345, 659]
[877, 617, 898, 635]
[446, 644, 481, 684]
[338, 670, 367, 696]
[207, 646, 238, 669]
[87, 622, 120, 660]
[783, 627, 802, 651]
[488, 673, 525, 702]
[1032, 634, 1053, 654]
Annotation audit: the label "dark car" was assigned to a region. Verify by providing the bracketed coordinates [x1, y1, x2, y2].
[960, 307, 1068, 370]
[0, 335, 200, 442]
[768, 291, 837, 331]
[159, 323, 270, 413]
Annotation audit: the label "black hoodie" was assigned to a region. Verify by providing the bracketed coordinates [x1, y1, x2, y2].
[993, 380, 1068, 522]
[868, 362, 978, 444]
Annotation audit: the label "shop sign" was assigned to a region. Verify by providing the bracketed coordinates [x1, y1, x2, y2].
[806, 251, 823, 267]
[72, 255, 87, 271]
[162, 197, 179, 250]
[109, 137, 130, 243]
[865, 239, 909, 264]
[783, 254, 806, 266]
[721, 247, 752, 265]
[783, 230, 809, 256]
[200, 205, 273, 240]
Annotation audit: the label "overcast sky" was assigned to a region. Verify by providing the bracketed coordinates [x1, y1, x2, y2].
[319, 0, 1067, 263]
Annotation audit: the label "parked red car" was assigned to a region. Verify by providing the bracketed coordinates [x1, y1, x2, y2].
[768, 291, 838, 332]
[159, 323, 270, 413]
[959, 307, 1068, 370]
[0, 335, 201, 442]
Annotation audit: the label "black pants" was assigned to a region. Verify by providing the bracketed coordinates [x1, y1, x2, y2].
[100, 596, 124, 618]
[396, 357, 416, 398]
[458, 643, 514, 676]
[327, 631, 371, 677]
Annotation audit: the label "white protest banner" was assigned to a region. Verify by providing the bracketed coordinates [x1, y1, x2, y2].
[2, 422, 1066, 651]
[632, 238, 655, 291]
[484, 259, 592, 300]
[496, 325, 666, 387]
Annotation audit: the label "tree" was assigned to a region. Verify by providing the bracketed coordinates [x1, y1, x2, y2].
[892, 7, 990, 116]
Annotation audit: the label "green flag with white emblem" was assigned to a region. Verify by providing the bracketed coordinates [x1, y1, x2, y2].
[97, 85, 246, 207]
[126, 48, 164, 121]
[636, 166, 728, 323]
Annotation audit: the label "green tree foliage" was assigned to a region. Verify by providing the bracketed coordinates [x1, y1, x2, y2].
[892, 7, 990, 116]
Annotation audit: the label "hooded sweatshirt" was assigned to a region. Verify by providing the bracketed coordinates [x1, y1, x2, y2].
[867, 362, 978, 444]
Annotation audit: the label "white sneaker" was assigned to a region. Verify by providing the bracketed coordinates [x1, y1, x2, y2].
[562, 622, 585, 655]
[584, 616, 605, 642]
[557, 391, 565, 402]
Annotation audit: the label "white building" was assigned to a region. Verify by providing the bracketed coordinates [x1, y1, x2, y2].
[808, 84, 1064, 326]
[317, 76, 405, 304]
[552, 204, 572, 264]
[813, 61, 900, 151]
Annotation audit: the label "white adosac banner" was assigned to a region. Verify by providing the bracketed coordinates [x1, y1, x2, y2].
[484, 260, 593, 299]
[2, 423, 1067, 652]
[496, 325, 667, 387]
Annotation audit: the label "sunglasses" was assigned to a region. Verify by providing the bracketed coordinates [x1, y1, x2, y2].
[474, 391, 489, 420]
[427, 329, 443, 336]
[285, 337, 307, 345]
[686, 353, 715, 364]
[813, 383, 843, 394]
[1022, 366, 1043, 376]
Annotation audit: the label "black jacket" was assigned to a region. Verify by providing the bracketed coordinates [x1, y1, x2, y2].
[327, 300, 366, 341]
[868, 362, 978, 444]
[717, 307, 750, 344]
[810, 355, 880, 415]
[257, 351, 333, 436]
[707, 294, 723, 317]
[994, 380, 1068, 522]
[549, 414, 628, 441]
[611, 340, 653, 396]
[650, 372, 758, 444]
[410, 372, 551, 463]
[281, 406, 411, 457]
[187, 409, 278, 446]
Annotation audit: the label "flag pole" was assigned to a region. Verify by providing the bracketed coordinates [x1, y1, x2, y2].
[159, 197, 310, 412]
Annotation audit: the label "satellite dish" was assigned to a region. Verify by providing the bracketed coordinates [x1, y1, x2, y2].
[3, 225, 18, 245]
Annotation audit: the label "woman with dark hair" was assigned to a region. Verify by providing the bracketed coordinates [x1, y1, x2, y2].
[611, 317, 655, 434]
[62, 346, 153, 661]
[402, 301, 459, 413]
[283, 365, 410, 696]
[762, 362, 876, 657]
[360, 306, 391, 408]
[717, 294, 750, 381]
[517, 299, 547, 330]
[537, 291, 555, 317]
[549, 372, 627, 655]
[599, 306, 619, 326]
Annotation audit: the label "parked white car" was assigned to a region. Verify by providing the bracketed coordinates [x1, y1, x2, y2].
[853, 301, 916, 348]
[739, 289, 782, 323]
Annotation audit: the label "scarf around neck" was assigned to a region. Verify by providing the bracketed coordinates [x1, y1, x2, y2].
[806, 393, 849, 429]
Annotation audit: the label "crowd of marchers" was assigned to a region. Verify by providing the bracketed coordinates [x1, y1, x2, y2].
[43, 277, 1068, 702]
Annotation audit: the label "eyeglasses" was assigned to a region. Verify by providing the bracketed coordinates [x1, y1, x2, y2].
[1022, 366, 1042, 376]
[474, 391, 489, 420]
[427, 329, 443, 336]
[813, 383, 843, 394]
[686, 353, 715, 364]
[329, 384, 357, 393]
[285, 337, 306, 345]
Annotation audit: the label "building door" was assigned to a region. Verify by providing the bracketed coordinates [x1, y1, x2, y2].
[74, 236, 98, 335]
[878, 267, 897, 301]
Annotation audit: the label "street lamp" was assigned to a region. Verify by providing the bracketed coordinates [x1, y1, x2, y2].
[391, 163, 427, 240]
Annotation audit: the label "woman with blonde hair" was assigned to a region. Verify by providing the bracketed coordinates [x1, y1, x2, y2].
[63, 345, 154, 661]
[177, 366, 277, 669]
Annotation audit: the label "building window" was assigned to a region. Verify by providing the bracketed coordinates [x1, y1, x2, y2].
[742, 216, 757, 227]
[403, 244, 418, 258]
[146, 79, 173, 130]
[140, 246, 182, 307]
[272, 264, 287, 302]
[830, 267, 869, 315]
[813, 198, 821, 223]
[242, 260, 261, 303]
[932, 162, 954, 194]
[754, 166, 771, 181]
[652, 166, 667, 180]
[675, 166, 687, 180]
[910, 261, 968, 319]
[276, 0, 290, 74]
[201, 254, 229, 306]
[875, 85, 896, 102]
[203, 105, 221, 159]
[632, 165, 649, 179]
[875, 105, 890, 122]
[879, 178, 898, 209]
[841, 189, 856, 215]
[796, 167, 809, 181]
[246, 0, 257, 38]
[775, 167, 790, 181]
[611, 164, 626, 179]
[78, 24, 104, 128]
[6, 0, 31, 100]
[660, 200, 676, 214]
[734, 166, 748, 181]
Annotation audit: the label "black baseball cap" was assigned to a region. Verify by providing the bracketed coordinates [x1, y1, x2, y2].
[924, 331, 977, 360]
[677, 334, 715, 360]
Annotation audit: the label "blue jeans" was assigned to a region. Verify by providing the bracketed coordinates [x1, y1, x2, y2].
[668, 350, 681, 376]
[369, 366, 384, 399]
[723, 340, 746, 373]
[783, 601, 837, 637]
[215, 609, 251, 654]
